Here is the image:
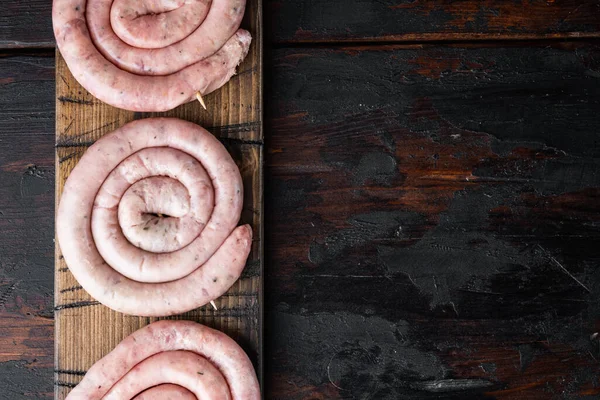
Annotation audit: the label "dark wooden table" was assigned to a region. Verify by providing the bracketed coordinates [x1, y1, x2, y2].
[1, 1, 599, 399]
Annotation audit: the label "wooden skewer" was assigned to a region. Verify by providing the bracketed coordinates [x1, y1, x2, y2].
[210, 300, 218, 310]
[195, 92, 207, 110]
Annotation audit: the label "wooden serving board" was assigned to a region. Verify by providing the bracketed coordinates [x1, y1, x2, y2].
[53, 2, 263, 398]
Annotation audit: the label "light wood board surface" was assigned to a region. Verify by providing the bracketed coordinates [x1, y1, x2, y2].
[54, 2, 263, 397]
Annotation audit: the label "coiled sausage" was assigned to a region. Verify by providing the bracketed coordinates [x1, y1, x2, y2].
[66, 320, 260, 399]
[53, 0, 251, 111]
[57, 118, 251, 316]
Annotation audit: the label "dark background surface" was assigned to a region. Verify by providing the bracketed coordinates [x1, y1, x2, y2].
[1, 1, 600, 399]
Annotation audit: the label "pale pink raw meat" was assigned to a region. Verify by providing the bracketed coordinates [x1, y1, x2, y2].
[52, 0, 251, 111]
[56, 118, 251, 316]
[66, 320, 260, 399]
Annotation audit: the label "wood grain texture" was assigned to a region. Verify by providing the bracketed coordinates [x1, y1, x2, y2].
[0, 2, 54, 48]
[265, 42, 600, 399]
[1, 0, 599, 399]
[0, 52, 55, 399]
[53, 2, 262, 398]
[3, 0, 600, 49]
[267, 0, 600, 43]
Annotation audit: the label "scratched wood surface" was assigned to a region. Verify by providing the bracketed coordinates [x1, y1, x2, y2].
[3, 0, 600, 48]
[265, 41, 600, 399]
[53, 2, 262, 398]
[266, 0, 600, 43]
[0, 1, 599, 400]
[0, 51, 55, 398]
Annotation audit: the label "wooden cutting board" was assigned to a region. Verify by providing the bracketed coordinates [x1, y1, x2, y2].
[53, 2, 263, 397]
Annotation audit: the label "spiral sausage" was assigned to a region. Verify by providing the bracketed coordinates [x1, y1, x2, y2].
[65, 320, 260, 399]
[52, 0, 251, 111]
[57, 118, 251, 316]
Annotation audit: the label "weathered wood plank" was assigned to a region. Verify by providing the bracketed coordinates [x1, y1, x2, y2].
[268, 0, 600, 43]
[0, 53, 55, 399]
[0, 2, 54, 48]
[54, 2, 263, 398]
[265, 42, 600, 399]
[3, 0, 600, 49]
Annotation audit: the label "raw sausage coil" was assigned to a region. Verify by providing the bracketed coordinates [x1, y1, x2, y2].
[57, 118, 252, 316]
[53, 0, 251, 111]
[65, 320, 260, 399]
